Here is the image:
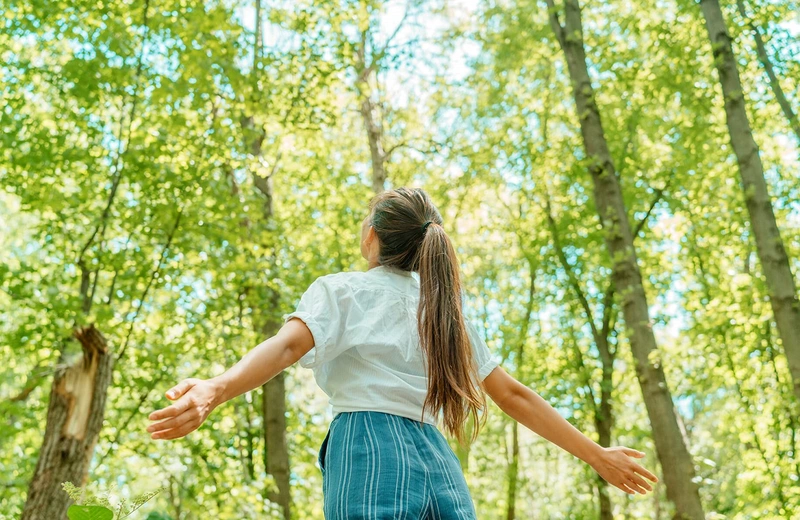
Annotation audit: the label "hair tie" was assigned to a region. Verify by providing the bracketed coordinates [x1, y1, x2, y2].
[422, 221, 433, 234]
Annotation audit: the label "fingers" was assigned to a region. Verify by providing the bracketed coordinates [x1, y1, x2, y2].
[622, 447, 645, 458]
[166, 378, 197, 401]
[633, 463, 659, 483]
[627, 473, 653, 493]
[151, 418, 200, 440]
[148, 394, 192, 421]
[147, 411, 195, 437]
[616, 481, 637, 495]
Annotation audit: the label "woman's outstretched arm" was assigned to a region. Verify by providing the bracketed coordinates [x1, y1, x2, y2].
[147, 318, 314, 440]
[483, 366, 658, 495]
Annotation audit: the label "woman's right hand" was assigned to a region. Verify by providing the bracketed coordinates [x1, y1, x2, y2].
[147, 378, 223, 440]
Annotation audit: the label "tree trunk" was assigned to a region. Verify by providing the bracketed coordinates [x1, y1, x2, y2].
[546, 195, 617, 519]
[700, 0, 800, 404]
[263, 372, 291, 520]
[545, 1, 705, 518]
[243, 5, 294, 506]
[595, 363, 613, 520]
[250, 154, 292, 520]
[505, 423, 520, 520]
[361, 94, 387, 194]
[505, 261, 536, 520]
[355, 26, 387, 195]
[21, 326, 114, 520]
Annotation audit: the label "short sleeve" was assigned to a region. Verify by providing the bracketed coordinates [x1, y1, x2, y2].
[282, 276, 350, 370]
[465, 320, 500, 381]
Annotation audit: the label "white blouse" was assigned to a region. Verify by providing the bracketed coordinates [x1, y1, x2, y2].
[282, 265, 500, 426]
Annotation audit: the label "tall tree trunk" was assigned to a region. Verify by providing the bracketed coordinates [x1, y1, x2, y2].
[361, 95, 387, 194]
[545, 1, 705, 518]
[247, 131, 292, 520]
[546, 193, 618, 520]
[21, 326, 114, 520]
[22, 2, 155, 513]
[540, 69, 617, 519]
[263, 372, 291, 520]
[355, 27, 388, 195]
[505, 423, 520, 520]
[595, 342, 614, 520]
[735, 0, 800, 143]
[505, 260, 536, 520]
[700, 0, 800, 404]
[244, 4, 293, 513]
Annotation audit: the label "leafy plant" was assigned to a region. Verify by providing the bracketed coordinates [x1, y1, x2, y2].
[62, 481, 165, 520]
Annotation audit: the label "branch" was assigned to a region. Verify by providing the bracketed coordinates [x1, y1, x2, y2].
[600, 280, 615, 341]
[115, 208, 183, 363]
[544, 191, 601, 344]
[544, 0, 566, 48]
[632, 181, 670, 238]
[736, 0, 800, 141]
[6, 362, 51, 403]
[384, 139, 443, 158]
[96, 372, 165, 466]
[76, 0, 152, 273]
[565, 315, 599, 416]
[356, 5, 411, 85]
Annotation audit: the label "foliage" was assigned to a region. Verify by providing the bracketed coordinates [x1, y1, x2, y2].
[1, 0, 798, 518]
[62, 481, 164, 519]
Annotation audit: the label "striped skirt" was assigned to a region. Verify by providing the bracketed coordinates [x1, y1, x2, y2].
[318, 411, 477, 520]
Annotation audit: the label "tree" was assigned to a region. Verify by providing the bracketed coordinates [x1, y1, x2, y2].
[698, 0, 800, 405]
[544, 0, 705, 517]
[734, 0, 800, 143]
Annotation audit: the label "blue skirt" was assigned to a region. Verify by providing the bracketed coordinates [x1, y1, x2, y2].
[318, 411, 477, 520]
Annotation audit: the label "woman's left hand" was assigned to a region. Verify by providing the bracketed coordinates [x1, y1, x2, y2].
[147, 378, 222, 440]
[590, 446, 659, 495]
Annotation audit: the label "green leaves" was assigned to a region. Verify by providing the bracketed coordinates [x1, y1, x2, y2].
[67, 505, 114, 520]
[2, 0, 799, 517]
[62, 481, 165, 519]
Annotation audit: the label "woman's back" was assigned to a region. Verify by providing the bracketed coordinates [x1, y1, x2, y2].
[284, 265, 498, 426]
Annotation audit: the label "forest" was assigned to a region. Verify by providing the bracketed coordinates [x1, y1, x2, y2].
[1, 0, 799, 518]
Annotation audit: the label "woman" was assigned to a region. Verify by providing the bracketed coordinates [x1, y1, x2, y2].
[148, 187, 657, 518]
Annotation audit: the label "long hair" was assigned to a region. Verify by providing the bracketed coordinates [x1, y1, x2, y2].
[368, 187, 486, 443]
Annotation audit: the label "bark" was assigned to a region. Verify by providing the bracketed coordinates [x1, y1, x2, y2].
[260, 295, 291, 520]
[735, 0, 800, 142]
[250, 159, 292, 520]
[355, 28, 389, 195]
[546, 192, 635, 520]
[251, 172, 292, 519]
[595, 349, 613, 520]
[21, 326, 114, 520]
[505, 423, 520, 520]
[242, 3, 293, 513]
[700, 0, 800, 404]
[545, 1, 705, 517]
[263, 372, 291, 520]
[361, 94, 387, 194]
[505, 260, 536, 520]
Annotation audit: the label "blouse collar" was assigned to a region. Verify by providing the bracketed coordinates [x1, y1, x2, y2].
[371, 265, 415, 278]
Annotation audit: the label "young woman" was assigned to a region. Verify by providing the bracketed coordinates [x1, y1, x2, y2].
[148, 187, 657, 518]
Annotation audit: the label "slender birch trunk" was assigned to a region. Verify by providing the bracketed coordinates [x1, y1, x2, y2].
[700, 0, 800, 404]
[544, 1, 705, 517]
